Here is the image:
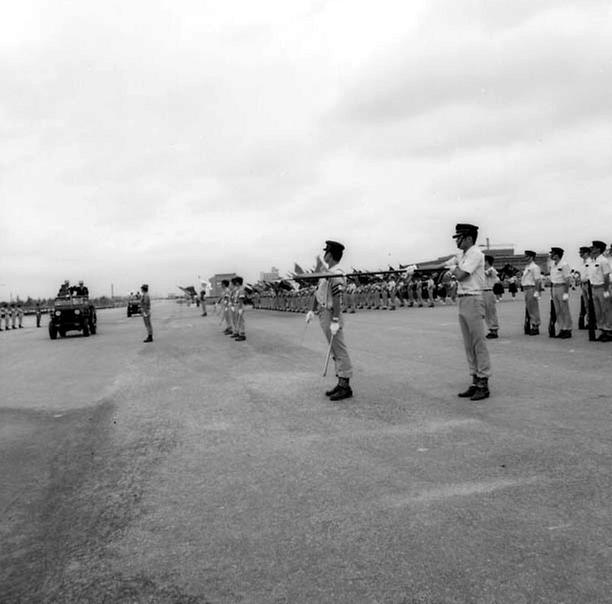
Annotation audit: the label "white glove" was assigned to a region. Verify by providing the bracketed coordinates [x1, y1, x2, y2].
[603, 291, 610, 299]
[330, 319, 340, 335]
[305, 310, 315, 323]
[230, 306, 235, 312]
[533, 291, 539, 299]
[562, 293, 569, 301]
[238, 308, 244, 316]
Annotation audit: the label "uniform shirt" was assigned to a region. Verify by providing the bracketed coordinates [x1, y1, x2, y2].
[587, 254, 610, 285]
[521, 261, 541, 287]
[549, 259, 571, 284]
[484, 267, 499, 290]
[579, 258, 591, 283]
[315, 266, 345, 309]
[457, 245, 485, 294]
[141, 292, 151, 313]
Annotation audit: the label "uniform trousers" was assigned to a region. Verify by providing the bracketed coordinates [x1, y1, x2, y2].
[551, 286, 572, 330]
[458, 296, 491, 378]
[235, 309, 245, 335]
[482, 291, 499, 331]
[319, 309, 353, 379]
[524, 287, 540, 327]
[592, 286, 611, 331]
[142, 313, 153, 337]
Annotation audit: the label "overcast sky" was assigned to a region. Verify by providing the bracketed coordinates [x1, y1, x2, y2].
[1, 0, 611, 299]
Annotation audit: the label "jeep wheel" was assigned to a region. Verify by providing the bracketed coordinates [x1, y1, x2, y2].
[49, 325, 57, 340]
[83, 322, 90, 337]
[127, 310, 131, 317]
[90, 319, 97, 335]
[59, 329, 66, 338]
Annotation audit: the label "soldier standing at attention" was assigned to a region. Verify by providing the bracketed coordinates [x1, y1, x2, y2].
[16, 302, 24, 328]
[10, 303, 17, 329]
[35, 303, 42, 328]
[0, 303, 5, 331]
[521, 250, 542, 335]
[233, 277, 247, 341]
[483, 255, 500, 339]
[305, 240, 354, 401]
[549, 247, 573, 339]
[578, 246, 592, 330]
[588, 240, 611, 341]
[445, 223, 491, 401]
[141, 284, 153, 343]
[200, 280, 208, 317]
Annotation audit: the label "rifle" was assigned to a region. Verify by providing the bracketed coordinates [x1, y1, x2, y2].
[578, 294, 586, 330]
[548, 285, 557, 338]
[587, 281, 597, 341]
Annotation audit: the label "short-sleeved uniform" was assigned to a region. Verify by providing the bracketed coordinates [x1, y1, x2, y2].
[457, 246, 491, 378]
[521, 261, 541, 328]
[588, 254, 611, 332]
[316, 267, 353, 379]
[550, 259, 572, 331]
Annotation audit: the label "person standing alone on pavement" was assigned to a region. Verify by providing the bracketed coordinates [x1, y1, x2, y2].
[306, 240, 354, 401]
[445, 224, 491, 401]
[141, 284, 153, 343]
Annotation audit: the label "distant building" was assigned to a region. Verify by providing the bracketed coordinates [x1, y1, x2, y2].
[259, 266, 280, 282]
[477, 244, 548, 274]
[209, 273, 237, 297]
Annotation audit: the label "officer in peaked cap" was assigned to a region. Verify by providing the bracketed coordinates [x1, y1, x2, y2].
[548, 246, 572, 338]
[305, 239, 354, 401]
[521, 250, 542, 335]
[446, 223, 492, 401]
[588, 240, 611, 341]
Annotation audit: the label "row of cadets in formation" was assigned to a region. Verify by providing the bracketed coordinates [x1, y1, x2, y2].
[522, 241, 611, 342]
[217, 277, 247, 341]
[0, 302, 29, 330]
[252, 275, 462, 312]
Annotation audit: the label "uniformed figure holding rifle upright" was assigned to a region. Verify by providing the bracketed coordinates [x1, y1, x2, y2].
[305, 240, 354, 401]
[445, 224, 492, 401]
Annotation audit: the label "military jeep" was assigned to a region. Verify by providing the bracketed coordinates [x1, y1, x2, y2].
[49, 296, 97, 339]
[127, 295, 142, 317]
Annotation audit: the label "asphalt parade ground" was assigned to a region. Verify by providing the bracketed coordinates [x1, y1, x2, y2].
[1, 295, 611, 603]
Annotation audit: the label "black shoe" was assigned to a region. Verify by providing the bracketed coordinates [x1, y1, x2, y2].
[234, 335, 246, 341]
[470, 387, 490, 401]
[143, 336, 153, 342]
[458, 385, 477, 398]
[325, 384, 341, 397]
[18, 325, 23, 328]
[202, 313, 207, 317]
[559, 330, 572, 339]
[596, 333, 610, 342]
[529, 327, 540, 335]
[470, 378, 490, 401]
[329, 386, 353, 401]
[485, 331, 498, 339]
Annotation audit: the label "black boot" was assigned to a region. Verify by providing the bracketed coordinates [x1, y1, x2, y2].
[529, 326, 540, 335]
[470, 377, 490, 401]
[458, 375, 477, 398]
[325, 381, 341, 397]
[485, 330, 498, 339]
[329, 378, 353, 401]
[143, 335, 153, 343]
[559, 330, 572, 339]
